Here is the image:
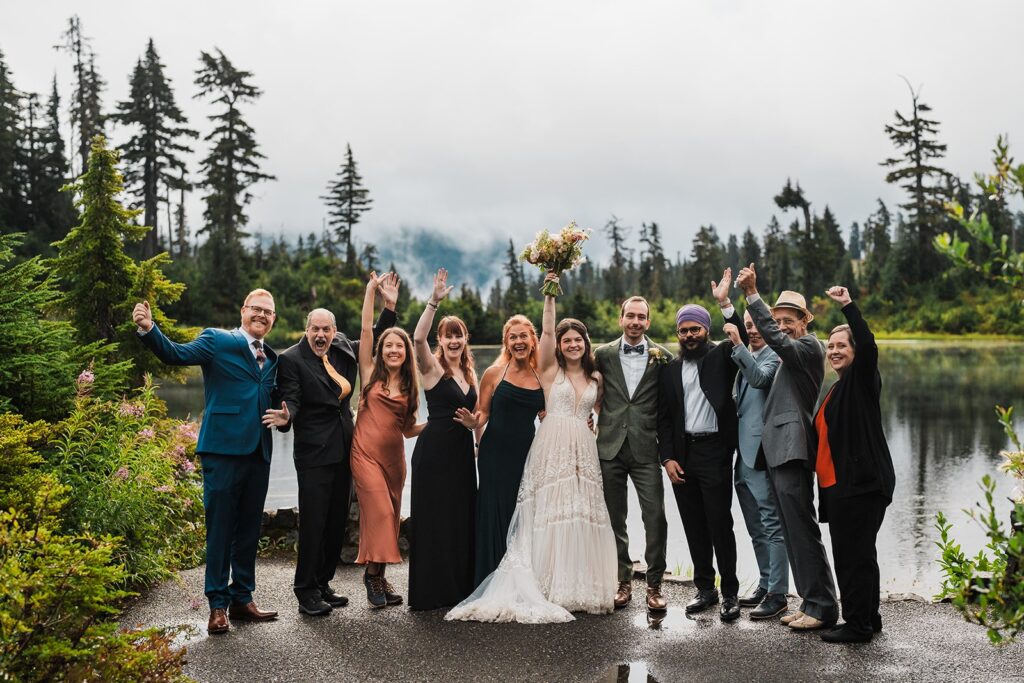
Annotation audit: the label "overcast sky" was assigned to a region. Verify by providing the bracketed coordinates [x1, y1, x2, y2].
[4, 1, 1023, 261]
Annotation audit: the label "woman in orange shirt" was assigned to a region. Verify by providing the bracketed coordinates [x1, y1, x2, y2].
[814, 286, 896, 643]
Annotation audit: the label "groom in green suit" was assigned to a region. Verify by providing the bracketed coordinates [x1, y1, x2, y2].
[595, 296, 672, 610]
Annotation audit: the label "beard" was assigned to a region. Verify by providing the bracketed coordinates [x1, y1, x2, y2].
[679, 340, 711, 360]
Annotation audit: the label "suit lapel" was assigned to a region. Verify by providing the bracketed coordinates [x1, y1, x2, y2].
[671, 358, 684, 412]
[633, 336, 662, 394]
[232, 329, 262, 377]
[300, 341, 336, 393]
[602, 339, 629, 398]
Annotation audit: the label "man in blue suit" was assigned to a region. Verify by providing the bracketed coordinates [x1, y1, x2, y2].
[133, 289, 281, 635]
[725, 311, 789, 619]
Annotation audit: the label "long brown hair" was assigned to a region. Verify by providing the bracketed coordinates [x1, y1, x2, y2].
[555, 318, 596, 377]
[361, 327, 419, 425]
[434, 315, 476, 387]
[492, 314, 539, 369]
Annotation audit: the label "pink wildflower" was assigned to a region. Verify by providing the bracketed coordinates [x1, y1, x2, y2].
[154, 484, 173, 493]
[176, 422, 199, 443]
[115, 466, 129, 480]
[139, 427, 155, 440]
[119, 402, 145, 417]
[180, 459, 196, 474]
[77, 369, 95, 385]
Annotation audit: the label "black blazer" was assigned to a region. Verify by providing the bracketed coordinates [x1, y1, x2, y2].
[276, 308, 396, 470]
[818, 302, 896, 519]
[657, 309, 746, 468]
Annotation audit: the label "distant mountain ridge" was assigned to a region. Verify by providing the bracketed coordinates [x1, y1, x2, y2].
[372, 227, 510, 296]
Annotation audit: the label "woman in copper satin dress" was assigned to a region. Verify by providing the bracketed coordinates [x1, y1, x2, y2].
[351, 271, 424, 608]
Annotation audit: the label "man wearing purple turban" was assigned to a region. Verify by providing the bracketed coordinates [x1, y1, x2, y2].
[657, 269, 747, 621]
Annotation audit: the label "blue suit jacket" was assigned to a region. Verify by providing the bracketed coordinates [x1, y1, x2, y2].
[730, 343, 781, 469]
[140, 324, 278, 461]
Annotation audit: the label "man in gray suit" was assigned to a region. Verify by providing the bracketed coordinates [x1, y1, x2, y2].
[595, 296, 672, 611]
[724, 311, 788, 619]
[736, 263, 838, 631]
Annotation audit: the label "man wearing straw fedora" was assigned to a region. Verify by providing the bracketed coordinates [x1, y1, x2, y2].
[735, 264, 838, 631]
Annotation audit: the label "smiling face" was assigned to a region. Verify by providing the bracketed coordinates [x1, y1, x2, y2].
[744, 311, 764, 351]
[505, 324, 535, 362]
[380, 330, 407, 371]
[827, 327, 855, 375]
[304, 309, 336, 358]
[619, 299, 651, 345]
[241, 292, 276, 340]
[771, 308, 808, 340]
[559, 328, 586, 362]
[438, 323, 467, 363]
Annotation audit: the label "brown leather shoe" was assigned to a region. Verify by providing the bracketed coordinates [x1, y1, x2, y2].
[228, 601, 278, 621]
[614, 581, 632, 609]
[646, 584, 668, 611]
[207, 608, 229, 634]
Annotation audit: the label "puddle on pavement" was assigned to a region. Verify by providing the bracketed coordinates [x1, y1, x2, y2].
[632, 609, 697, 631]
[596, 662, 659, 682]
[168, 622, 206, 648]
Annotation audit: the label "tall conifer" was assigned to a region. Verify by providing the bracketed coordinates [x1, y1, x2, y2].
[322, 143, 373, 273]
[54, 16, 105, 174]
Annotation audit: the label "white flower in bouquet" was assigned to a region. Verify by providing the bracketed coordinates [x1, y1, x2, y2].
[520, 220, 591, 297]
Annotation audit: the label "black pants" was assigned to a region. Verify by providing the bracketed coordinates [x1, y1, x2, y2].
[294, 460, 353, 599]
[671, 435, 738, 596]
[827, 491, 887, 635]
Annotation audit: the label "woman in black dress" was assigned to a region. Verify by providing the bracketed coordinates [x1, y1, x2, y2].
[470, 313, 545, 586]
[409, 268, 479, 610]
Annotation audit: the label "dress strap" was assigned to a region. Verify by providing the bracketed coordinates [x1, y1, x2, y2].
[500, 362, 512, 381]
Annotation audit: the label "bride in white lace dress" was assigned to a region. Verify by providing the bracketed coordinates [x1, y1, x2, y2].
[446, 274, 617, 623]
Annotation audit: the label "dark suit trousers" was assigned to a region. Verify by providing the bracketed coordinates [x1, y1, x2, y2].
[826, 491, 886, 635]
[294, 459, 353, 599]
[200, 449, 270, 609]
[767, 461, 838, 621]
[671, 435, 738, 596]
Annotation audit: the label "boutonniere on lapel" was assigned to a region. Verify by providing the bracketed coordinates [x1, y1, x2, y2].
[647, 347, 668, 366]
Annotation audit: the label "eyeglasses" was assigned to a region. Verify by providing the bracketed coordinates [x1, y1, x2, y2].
[246, 305, 276, 317]
[677, 326, 704, 337]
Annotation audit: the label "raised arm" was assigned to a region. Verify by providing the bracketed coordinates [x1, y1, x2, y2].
[729, 341, 780, 390]
[414, 268, 452, 384]
[537, 273, 558, 376]
[358, 272, 384, 383]
[827, 286, 878, 375]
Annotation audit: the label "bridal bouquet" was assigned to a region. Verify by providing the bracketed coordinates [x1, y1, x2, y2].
[520, 221, 591, 297]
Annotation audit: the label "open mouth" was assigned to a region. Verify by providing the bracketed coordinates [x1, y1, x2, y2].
[313, 338, 328, 351]
[512, 344, 528, 354]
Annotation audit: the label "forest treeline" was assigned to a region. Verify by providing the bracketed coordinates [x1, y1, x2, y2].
[2, 16, 1023, 350]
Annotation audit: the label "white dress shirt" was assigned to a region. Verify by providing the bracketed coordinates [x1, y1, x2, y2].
[618, 337, 648, 399]
[681, 359, 718, 433]
[239, 327, 264, 361]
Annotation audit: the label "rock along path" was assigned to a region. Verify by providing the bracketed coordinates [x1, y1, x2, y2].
[122, 557, 1023, 682]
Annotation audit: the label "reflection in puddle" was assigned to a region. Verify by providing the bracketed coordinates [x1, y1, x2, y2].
[168, 622, 205, 649]
[632, 609, 699, 631]
[596, 662, 659, 682]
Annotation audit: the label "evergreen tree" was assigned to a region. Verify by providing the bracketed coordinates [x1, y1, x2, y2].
[861, 199, 892, 290]
[848, 221, 862, 260]
[739, 227, 761, 271]
[812, 205, 846, 292]
[19, 78, 77, 255]
[638, 221, 666, 300]
[760, 215, 790, 295]
[49, 136, 191, 383]
[881, 81, 950, 282]
[193, 49, 274, 322]
[114, 39, 197, 257]
[55, 16, 105, 174]
[774, 179, 815, 294]
[603, 215, 629, 301]
[504, 239, 528, 311]
[360, 242, 379, 272]
[322, 143, 373, 273]
[0, 48, 25, 235]
[725, 233, 741, 276]
[688, 224, 725, 296]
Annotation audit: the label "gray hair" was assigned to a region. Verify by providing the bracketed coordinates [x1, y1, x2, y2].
[305, 308, 337, 329]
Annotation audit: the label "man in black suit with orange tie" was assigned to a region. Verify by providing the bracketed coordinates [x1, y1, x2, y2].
[263, 277, 398, 615]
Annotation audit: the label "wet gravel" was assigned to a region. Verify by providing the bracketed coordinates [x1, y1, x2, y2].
[121, 557, 1024, 682]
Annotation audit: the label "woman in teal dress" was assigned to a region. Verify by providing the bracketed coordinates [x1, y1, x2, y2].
[470, 314, 545, 586]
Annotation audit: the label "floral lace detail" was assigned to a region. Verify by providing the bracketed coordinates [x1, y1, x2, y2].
[445, 371, 617, 623]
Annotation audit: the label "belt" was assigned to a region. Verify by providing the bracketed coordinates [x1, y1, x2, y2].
[685, 431, 718, 443]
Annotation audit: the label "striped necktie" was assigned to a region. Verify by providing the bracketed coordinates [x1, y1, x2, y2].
[253, 340, 266, 369]
[321, 354, 352, 400]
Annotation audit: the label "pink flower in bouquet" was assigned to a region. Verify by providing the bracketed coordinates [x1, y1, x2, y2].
[520, 221, 591, 296]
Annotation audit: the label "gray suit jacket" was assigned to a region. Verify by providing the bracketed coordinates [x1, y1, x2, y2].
[594, 336, 672, 462]
[747, 297, 825, 469]
[731, 343, 780, 469]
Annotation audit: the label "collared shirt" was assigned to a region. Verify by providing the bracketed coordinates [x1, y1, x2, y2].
[618, 337, 648, 399]
[239, 327, 265, 361]
[681, 358, 718, 433]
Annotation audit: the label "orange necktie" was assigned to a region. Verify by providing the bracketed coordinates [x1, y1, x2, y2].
[322, 354, 352, 400]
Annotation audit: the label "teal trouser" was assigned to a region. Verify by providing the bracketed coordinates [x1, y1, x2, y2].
[599, 439, 668, 585]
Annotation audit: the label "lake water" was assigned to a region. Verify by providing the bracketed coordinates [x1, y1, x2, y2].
[158, 341, 1024, 596]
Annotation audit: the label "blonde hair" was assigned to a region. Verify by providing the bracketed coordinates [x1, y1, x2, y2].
[243, 288, 274, 306]
[493, 314, 539, 369]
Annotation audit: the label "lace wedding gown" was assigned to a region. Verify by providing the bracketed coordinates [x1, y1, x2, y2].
[445, 371, 617, 623]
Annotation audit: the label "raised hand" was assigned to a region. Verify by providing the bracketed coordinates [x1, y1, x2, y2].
[430, 268, 454, 305]
[378, 272, 401, 309]
[262, 401, 290, 428]
[366, 270, 382, 293]
[826, 286, 852, 306]
[711, 267, 733, 305]
[453, 407, 479, 429]
[132, 300, 154, 333]
[736, 262, 758, 296]
[723, 322, 742, 347]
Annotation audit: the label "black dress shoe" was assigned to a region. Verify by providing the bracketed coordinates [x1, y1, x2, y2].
[738, 586, 767, 607]
[684, 590, 719, 614]
[297, 595, 332, 616]
[820, 624, 872, 643]
[720, 596, 741, 622]
[749, 593, 788, 620]
[320, 587, 349, 608]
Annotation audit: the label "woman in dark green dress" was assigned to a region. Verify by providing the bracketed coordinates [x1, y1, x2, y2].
[409, 269, 479, 609]
[471, 314, 545, 586]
